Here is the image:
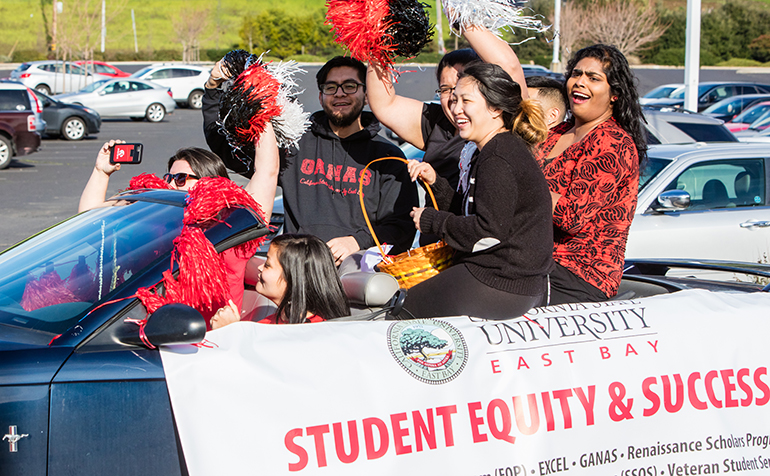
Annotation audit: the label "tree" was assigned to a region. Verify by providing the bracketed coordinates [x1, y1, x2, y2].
[579, 0, 666, 60]
[238, 9, 339, 59]
[173, 8, 210, 62]
[399, 329, 447, 359]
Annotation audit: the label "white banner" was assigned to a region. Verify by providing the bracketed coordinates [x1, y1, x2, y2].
[161, 289, 770, 476]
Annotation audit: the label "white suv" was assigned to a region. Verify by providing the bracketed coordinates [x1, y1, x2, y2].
[130, 64, 209, 109]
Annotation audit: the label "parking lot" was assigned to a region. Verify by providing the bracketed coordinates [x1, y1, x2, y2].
[2, 62, 770, 251]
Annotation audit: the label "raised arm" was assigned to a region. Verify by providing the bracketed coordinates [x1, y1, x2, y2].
[244, 122, 280, 222]
[366, 62, 429, 149]
[78, 140, 124, 212]
[463, 25, 528, 99]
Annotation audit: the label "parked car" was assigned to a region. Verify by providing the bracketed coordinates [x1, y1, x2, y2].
[521, 64, 565, 82]
[0, 187, 768, 476]
[74, 60, 131, 78]
[643, 81, 770, 111]
[724, 101, 770, 133]
[9, 61, 112, 95]
[701, 93, 770, 122]
[639, 83, 683, 105]
[736, 126, 770, 143]
[130, 64, 209, 109]
[643, 107, 738, 144]
[31, 90, 100, 141]
[626, 142, 770, 264]
[55, 78, 176, 122]
[0, 81, 44, 169]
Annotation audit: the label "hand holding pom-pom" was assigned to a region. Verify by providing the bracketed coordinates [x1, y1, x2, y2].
[326, 0, 433, 73]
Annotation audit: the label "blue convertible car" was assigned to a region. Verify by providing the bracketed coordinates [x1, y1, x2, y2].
[1, 188, 769, 475]
[0, 189, 268, 475]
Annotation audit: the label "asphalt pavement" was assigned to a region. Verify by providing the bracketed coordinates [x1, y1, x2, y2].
[1, 61, 770, 251]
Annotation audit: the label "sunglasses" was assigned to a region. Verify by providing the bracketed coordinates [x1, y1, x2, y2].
[163, 172, 200, 187]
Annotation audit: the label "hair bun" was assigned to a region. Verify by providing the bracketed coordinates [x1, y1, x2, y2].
[513, 98, 548, 146]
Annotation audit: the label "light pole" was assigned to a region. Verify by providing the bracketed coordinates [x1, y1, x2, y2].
[551, 0, 561, 72]
[683, 0, 701, 112]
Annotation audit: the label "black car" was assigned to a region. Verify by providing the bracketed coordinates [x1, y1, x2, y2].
[644, 81, 770, 112]
[31, 90, 101, 141]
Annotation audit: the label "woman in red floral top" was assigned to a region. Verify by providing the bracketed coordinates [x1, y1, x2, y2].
[536, 44, 647, 305]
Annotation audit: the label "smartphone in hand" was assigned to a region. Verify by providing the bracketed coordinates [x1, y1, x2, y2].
[110, 143, 143, 165]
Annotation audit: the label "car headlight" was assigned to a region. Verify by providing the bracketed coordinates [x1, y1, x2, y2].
[84, 107, 100, 117]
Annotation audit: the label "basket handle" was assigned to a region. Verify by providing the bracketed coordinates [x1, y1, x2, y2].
[358, 156, 438, 263]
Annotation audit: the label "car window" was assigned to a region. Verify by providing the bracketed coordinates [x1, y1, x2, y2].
[94, 64, 114, 75]
[15, 63, 31, 72]
[734, 104, 770, 124]
[0, 201, 184, 339]
[663, 159, 765, 209]
[129, 81, 151, 91]
[40, 64, 56, 73]
[171, 68, 194, 78]
[103, 81, 131, 94]
[704, 86, 736, 103]
[704, 97, 744, 115]
[0, 90, 30, 111]
[643, 86, 678, 99]
[668, 122, 737, 142]
[148, 69, 172, 80]
[79, 80, 109, 93]
[640, 157, 672, 191]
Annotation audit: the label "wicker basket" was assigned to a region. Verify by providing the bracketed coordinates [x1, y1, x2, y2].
[359, 157, 454, 289]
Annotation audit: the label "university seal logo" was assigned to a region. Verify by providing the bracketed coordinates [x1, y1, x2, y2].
[387, 319, 468, 385]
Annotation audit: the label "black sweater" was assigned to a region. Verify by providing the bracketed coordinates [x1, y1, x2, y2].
[203, 88, 418, 253]
[420, 132, 554, 295]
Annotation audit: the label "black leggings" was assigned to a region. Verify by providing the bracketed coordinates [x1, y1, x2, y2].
[545, 262, 609, 306]
[400, 264, 545, 320]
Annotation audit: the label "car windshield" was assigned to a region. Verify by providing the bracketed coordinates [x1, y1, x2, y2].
[644, 86, 678, 99]
[78, 79, 110, 93]
[0, 201, 183, 340]
[733, 104, 770, 124]
[639, 157, 672, 191]
[670, 84, 710, 100]
[747, 110, 770, 130]
[131, 67, 153, 78]
[703, 97, 744, 115]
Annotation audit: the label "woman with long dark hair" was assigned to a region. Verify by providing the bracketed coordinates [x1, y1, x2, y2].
[402, 62, 554, 319]
[536, 44, 646, 305]
[211, 234, 350, 327]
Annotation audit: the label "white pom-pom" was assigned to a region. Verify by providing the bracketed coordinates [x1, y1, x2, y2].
[264, 60, 311, 149]
[443, 0, 548, 37]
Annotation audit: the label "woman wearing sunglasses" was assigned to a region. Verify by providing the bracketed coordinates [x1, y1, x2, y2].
[78, 125, 279, 221]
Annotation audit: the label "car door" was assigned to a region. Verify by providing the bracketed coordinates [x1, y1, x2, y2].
[93, 80, 137, 116]
[626, 157, 770, 263]
[47, 301, 187, 476]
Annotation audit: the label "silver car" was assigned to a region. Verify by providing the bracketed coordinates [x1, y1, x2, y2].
[10, 61, 112, 95]
[626, 142, 770, 264]
[54, 78, 176, 123]
[130, 64, 209, 109]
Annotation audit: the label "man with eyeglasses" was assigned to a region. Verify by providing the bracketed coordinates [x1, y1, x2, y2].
[204, 56, 417, 265]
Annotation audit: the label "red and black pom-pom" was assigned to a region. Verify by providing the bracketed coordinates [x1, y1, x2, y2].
[326, 0, 432, 72]
[218, 63, 282, 171]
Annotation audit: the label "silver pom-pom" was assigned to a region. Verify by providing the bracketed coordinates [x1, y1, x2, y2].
[264, 60, 311, 149]
[443, 0, 548, 36]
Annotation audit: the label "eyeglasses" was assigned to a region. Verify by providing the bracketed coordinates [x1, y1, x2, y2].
[163, 172, 200, 187]
[320, 82, 365, 95]
[435, 86, 455, 97]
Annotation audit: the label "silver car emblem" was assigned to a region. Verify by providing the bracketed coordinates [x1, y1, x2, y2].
[3, 426, 29, 453]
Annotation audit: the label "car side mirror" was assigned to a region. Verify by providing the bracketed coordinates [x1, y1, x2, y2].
[652, 190, 691, 212]
[117, 303, 206, 348]
[98, 90, 106, 96]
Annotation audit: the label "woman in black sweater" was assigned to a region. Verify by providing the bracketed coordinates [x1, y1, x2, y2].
[403, 62, 554, 320]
